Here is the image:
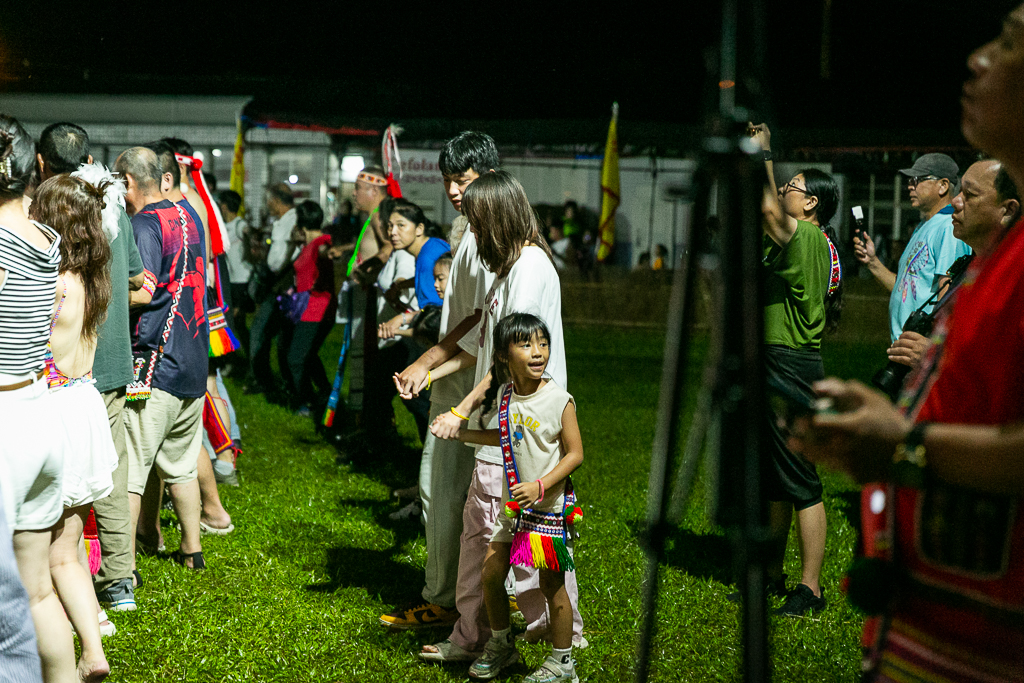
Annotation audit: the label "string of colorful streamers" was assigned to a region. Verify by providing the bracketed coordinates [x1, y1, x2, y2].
[181, 157, 240, 356]
[382, 124, 403, 198]
[498, 384, 581, 572]
[323, 293, 353, 427]
[187, 164, 229, 258]
[208, 303, 241, 357]
[84, 508, 101, 574]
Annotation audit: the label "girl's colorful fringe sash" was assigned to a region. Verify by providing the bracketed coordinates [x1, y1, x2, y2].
[499, 384, 580, 572]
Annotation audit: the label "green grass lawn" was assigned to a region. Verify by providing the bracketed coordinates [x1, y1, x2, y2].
[99, 283, 891, 682]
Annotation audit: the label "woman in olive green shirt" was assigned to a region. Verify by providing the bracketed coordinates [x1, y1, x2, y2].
[748, 123, 844, 617]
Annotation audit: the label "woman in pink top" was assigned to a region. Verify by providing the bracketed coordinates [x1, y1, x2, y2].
[282, 200, 335, 414]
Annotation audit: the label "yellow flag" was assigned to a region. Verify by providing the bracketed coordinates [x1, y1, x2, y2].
[597, 103, 620, 263]
[229, 119, 246, 217]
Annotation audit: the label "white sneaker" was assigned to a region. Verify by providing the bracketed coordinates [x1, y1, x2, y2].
[388, 499, 422, 522]
[98, 610, 116, 637]
[468, 637, 519, 680]
[524, 655, 578, 683]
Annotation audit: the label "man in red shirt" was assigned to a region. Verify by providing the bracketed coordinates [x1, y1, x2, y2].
[797, 8, 1024, 680]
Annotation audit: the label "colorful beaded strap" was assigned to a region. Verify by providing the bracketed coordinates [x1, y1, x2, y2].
[823, 230, 841, 296]
[499, 384, 581, 572]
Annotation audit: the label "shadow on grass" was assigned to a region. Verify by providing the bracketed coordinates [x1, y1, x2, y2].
[628, 519, 734, 585]
[306, 546, 425, 604]
[832, 489, 862, 540]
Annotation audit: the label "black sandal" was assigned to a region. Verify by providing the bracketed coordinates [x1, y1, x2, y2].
[170, 550, 206, 570]
[132, 569, 144, 588]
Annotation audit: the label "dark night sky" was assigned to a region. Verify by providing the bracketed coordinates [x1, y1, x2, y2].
[0, 2, 1014, 142]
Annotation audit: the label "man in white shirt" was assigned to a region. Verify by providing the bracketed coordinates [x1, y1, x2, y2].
[246, 184, 298, 395]
[382, 132, 497, 634]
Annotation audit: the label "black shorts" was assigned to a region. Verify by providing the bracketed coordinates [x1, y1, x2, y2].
[762, 345, 824, 509]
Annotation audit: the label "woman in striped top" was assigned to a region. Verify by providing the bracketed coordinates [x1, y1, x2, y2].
[0, 114, 83, 682]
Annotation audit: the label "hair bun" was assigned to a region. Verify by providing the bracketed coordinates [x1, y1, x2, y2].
[0, 130, 15, 180]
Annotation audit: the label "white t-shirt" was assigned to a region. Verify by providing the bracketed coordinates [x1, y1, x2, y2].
[224, 216, 252, 284]
[376, 249, 417, 350]
[267, 207, 299, 273]
[471, 245, 565, 464]
[432, 221, 495, 405]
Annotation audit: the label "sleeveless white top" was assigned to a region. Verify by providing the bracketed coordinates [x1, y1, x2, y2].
[502, 380, 575, 514]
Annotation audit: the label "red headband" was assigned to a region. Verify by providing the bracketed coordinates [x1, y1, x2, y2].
[174, 153, 203, 171]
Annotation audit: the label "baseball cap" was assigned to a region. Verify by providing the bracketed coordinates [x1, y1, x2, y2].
[899, 153, 959, 181]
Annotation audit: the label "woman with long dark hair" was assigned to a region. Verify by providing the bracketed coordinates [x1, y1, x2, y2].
[747, 123, 843, 617]
[420, 170, 584, 669]
[377, 198, 449, 339]
[30, 169, 121, 682]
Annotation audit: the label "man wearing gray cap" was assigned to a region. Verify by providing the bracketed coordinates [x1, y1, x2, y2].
[854, 153, 971, 341]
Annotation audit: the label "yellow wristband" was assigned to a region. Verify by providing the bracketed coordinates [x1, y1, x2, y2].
[426, 370, 432, 390]
[450, 407, 469, 421]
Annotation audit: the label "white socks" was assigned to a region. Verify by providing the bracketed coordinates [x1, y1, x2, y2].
[490, 627, 513, 645]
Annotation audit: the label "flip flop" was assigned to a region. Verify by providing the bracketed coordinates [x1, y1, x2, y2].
[199, 521, 235, 535]
[419, 639, 483, 662]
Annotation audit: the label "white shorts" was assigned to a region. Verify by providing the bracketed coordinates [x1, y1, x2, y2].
[52, 380, 118, 509]
[0, 374, 64, 533]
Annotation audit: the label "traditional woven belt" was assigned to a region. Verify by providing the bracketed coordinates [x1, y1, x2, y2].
[0, 368, 46, 392]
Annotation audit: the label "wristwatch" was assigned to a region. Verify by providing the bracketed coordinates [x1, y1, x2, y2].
[893, 422, 929, 489]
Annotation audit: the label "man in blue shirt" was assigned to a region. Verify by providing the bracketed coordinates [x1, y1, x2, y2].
[854, 153, 971, 341]
[115, 147, 209, 574]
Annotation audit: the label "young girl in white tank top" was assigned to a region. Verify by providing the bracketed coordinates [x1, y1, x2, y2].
[450, 312, 584, 683]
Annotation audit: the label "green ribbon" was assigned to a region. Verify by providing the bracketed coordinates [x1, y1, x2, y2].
[346, 206, 379, 277]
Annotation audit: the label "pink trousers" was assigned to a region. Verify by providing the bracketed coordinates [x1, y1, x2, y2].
[449, 459, 584, 651]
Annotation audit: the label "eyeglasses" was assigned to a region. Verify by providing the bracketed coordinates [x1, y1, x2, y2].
[907, 175, 939, 188]
[778, 181, 812, 196]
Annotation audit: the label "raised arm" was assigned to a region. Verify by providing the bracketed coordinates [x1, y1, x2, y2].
[749, 122, 799, 246]
[853, 232, 897, 292]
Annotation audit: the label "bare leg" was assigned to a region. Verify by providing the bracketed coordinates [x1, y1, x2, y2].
[767, 501, 793, 582]
[50, 508, 109, 682]
[481, 543, 512, 632]
[196, 447, 232, 529]
[167, 478, 203, 562]
[135, 468, 164, 556]
[795, 502, 827, 597]
[538, 570, 571, 650]
[13, 528, 77, 683]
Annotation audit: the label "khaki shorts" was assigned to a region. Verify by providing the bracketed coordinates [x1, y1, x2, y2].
[123, 388, 202, 494]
